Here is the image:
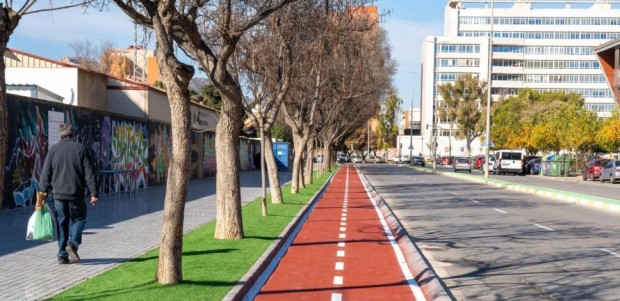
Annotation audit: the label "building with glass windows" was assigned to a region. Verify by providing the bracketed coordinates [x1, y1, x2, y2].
[420, 0, 620, 159]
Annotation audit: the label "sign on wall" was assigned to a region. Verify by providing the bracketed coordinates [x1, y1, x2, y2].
[47, 110, 64, 148]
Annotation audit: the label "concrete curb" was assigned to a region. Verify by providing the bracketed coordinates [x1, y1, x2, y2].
[412, 166, 620, 213]
[223, 169, 339, 301]
[359, 173, 454, 301]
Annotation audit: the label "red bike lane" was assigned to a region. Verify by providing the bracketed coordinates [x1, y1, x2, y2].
[254, 165, 424, 301]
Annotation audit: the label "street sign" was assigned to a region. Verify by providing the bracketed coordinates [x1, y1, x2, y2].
[408, 145, 414, 150]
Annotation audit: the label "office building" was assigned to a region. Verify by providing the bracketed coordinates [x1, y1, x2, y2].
[420, 0, 620, 158]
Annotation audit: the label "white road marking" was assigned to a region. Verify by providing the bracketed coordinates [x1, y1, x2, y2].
[340, 227, 346, 232]
[332, 293, 342, 301]
[469, 198, 479, 203]
[342, 209, 348, 213]
[533, 223, 554, 231]
[340, 222, 346, 226]
[600, 249, 620, 258]
[493, 208, 508, 214]
[339, 233, 346, 239]
[341, 217, 346, 221]
[337, 250, 345, 257]
[335, 262, 344, 270]
[451, 192, 458, 195]
[342, 213, 347, 217]
[333, 276, 343, 285]
[358, 170, 427, 301]
[338, 242, 345, 247]
[438, 188, 444, 191]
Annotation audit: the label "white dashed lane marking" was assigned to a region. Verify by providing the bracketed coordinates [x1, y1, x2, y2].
[600, 249, 620, 258]
[331, 293, 342, 301]
[333, 276, 343, 285]
[533, 223, 554, 231]
[335, 262, 344, 270]
[493, 208, 508, 214]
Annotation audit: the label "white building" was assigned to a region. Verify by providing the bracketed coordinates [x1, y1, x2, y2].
[420, 0, 620, 159]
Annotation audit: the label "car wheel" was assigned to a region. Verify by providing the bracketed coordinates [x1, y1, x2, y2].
[600, 176, 605, 183]
[469, 169, 472, 173]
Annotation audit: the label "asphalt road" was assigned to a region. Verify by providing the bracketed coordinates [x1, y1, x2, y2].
[357, 163, 620, 300]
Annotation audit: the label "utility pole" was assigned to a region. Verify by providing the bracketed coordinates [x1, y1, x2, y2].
[484, 0, 495, 179]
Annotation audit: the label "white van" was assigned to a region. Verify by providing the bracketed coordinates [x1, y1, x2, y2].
[493, 150, 525, 175]
[350, 153, 363, 163]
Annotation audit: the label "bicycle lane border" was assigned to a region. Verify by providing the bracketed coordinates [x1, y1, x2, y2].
[241, 165, 438, 301]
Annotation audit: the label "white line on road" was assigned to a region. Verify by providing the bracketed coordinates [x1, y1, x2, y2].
[340, 227, 346, 232]
[438, 188, 444, 191]
[335, 262, 344, 270]
[337, 250, 345, 257]
[493, 208, 508, 214]
[338, 242, 345, 247]
[339, 233, 346, 239]
[600, 249, 620, 258]
[451, 192, 458, 195]
[469, 198, 479, 203]
[331, 293, 342, 301]
[333, 276, 343, 285]
[533, 223, 554, 231]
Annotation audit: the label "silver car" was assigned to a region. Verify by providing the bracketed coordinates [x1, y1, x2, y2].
[600, 160, 620, 184]
[454, 157, 472, 173]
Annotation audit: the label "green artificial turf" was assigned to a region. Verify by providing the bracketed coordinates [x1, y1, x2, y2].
[50, 171, 334, 301]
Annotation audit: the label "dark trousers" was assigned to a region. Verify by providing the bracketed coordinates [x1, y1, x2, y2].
[54, 199, 87, 258]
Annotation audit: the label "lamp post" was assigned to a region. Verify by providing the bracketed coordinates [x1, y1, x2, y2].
[484, 0, 495, 179]
[409, 75, 415, 165]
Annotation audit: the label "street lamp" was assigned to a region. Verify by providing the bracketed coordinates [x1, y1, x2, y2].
[484, 0, 495, 179]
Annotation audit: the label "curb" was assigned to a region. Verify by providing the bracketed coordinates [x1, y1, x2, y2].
[412, 166, 620, 214]
[223, 168, 339, 301]
[359, 173, 454, 301]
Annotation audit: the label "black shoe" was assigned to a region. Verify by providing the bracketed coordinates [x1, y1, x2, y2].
[58, 256, 70, 264]
[66, 244, 80, 263]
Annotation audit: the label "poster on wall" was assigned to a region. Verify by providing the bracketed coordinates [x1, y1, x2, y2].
[48, 110, 64, 148]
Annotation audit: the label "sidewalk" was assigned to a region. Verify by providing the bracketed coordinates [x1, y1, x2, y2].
[0, 171, 290, 301]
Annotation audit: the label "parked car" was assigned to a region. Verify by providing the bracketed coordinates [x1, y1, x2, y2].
[366, 154, 385, 163]
[482, 156, 496, 172]
[391, 156, 401, 164]
[493, 150, 525, 175]
[350, 154, 363, 163]
[525, 158, 542, 175]
[411, 156, 425, 166]
[453, 157, 472, 173]
[522, 156, 540, 174]
[400, 155, 410, 164]
[374, 156, 386, 163]
[440, 156, 453, 166]
[473, 155, 485, 169]
[582, 158, 611, 181]
[599, 160, 620, 184]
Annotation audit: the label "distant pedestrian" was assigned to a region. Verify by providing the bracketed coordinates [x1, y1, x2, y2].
[40, 123, 99, 264]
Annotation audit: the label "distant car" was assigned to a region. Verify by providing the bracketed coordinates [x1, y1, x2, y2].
[473, 156, 485, 169]
[411, 156, 425, 166]
[400, 155, 410, 164]
[391, 156, 401, 164]
[525, 158, 542, 175]
[582, 158, 611, 181]
[313, 155, 324, 163]
[493, 150, 525, 175]
[440, 156, 452, 166]
[337, 152, 348, 163]
[599, 160, 620, 184]
[523, 156, 540, 174]
[482, 156, 496, 172]
[350, 154, 363, 164]
[453, 157, 472, 172]
[367, 154, 385, 163]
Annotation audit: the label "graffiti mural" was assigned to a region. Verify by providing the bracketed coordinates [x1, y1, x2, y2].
[203, 132, 216, 177]
[111, 120, 149, 191]
[6, 104, 49, 207]
[148, 123, 171, 186]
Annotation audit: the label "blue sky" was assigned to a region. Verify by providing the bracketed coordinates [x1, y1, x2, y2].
[8, 1, 446, 109]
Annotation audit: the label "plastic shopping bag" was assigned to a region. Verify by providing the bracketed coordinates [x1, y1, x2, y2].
[26, 192, 54, 241]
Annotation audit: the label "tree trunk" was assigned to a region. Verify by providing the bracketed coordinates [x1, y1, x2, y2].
[290, 135, 306, 193]
[304, 140, 314, 185]
[263, 131, 284, 204]
[150, 6, 195, 284]
[214, 90, 244, 239]
[322, 138, 334, 171]
[0, 7, 21, 215]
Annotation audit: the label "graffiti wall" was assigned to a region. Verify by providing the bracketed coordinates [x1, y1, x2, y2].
[3, 95, 257, 210]
[3, 95, 152, 209]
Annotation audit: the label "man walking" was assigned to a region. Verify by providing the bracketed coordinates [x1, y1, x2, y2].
[40, 123, 98, 264]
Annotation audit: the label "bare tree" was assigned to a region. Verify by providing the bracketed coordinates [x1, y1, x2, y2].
[0, 0, 97, 215]
[69, 39, 116, 73]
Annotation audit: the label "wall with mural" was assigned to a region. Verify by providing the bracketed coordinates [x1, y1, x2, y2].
[3, 95, 260, 210]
